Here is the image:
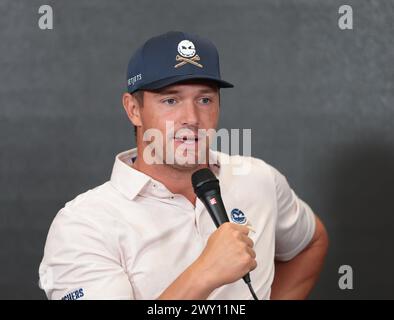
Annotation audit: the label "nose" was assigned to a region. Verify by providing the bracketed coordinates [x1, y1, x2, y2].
[181, 100, 199, 127]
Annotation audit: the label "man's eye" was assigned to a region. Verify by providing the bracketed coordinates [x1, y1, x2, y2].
[163, 98, 177, 105]
[199, 97, 211, 104]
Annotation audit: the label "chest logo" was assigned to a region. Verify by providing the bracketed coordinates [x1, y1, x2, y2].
[230, 208, 247, 224]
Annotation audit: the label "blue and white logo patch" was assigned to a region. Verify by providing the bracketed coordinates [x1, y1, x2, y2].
[62, 288, 84, 300]
[230, 208, 247, 224]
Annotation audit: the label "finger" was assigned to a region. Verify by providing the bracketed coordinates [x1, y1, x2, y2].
[241, 235, 254, 248]
[246, 225, 256, 234]
[230, 223, 250, 235]
[250, 258, 257, 271]
[246, 247, 256, 259]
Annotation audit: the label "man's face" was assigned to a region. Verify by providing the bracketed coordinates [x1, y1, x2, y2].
[137, 81, 220, 170]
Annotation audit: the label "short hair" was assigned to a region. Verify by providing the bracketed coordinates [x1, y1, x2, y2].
[132, 90, 144, 138]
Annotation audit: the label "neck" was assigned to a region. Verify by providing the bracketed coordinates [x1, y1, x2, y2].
[132, 149, 208, 205]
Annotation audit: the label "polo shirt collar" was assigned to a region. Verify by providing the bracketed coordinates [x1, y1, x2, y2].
[110, 149, 151, 200]
[110, 148, 221, 201]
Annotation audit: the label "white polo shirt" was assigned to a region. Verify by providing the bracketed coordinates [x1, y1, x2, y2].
[39, 148, 316, 300]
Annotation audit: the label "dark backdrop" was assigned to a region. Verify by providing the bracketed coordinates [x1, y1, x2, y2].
[0, 0, 393, 299]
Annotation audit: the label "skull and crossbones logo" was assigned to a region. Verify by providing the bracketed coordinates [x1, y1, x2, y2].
[174, 40, 203, 68]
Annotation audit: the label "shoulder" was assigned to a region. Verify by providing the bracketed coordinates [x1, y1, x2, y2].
[214, 151, 279, 184]
[61, 182, 119, 220]
[212, 151, 287, 204]
[46, 181, 131, 243]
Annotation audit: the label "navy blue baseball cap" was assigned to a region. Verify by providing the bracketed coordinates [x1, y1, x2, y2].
[126, 31, 234, 93]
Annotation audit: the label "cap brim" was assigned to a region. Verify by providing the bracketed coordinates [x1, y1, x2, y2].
[136, 75, 234, 92]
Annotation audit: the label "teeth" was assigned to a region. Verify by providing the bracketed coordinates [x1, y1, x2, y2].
[175, 137, 198, 144]
[175, 137, 198, 141]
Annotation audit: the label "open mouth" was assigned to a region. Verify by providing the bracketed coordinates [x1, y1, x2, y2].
[174, 136, 199, 145]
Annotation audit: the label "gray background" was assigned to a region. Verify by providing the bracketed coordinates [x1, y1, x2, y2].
[0, 0, 393, 299]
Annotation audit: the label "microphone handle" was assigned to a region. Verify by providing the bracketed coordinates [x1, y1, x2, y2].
[199, 191, 252, 285]
[200, 190, 228, 227]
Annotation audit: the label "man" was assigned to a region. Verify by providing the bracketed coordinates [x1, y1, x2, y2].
[39, 31, 328, 300]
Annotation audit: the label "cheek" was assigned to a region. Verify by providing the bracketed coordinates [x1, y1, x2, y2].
[140, 107, 177, 138]
[201, 107, 219, 127]
[140, 105, 165, 128]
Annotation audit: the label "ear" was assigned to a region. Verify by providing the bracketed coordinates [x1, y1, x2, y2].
[122, 92, 142, 127]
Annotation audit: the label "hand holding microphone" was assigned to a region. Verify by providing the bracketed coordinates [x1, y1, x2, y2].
[195, 222, 257, 289]
[191, 168, 259, 300]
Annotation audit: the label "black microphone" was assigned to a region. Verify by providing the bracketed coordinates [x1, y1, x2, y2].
[191, 168, 258, 299]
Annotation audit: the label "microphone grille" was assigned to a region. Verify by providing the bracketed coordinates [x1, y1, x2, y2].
[191, 168, 219, 195]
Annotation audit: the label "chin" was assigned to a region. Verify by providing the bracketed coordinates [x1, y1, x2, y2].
[174, 164, 199, 171]
[167, 159, 201, 171]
